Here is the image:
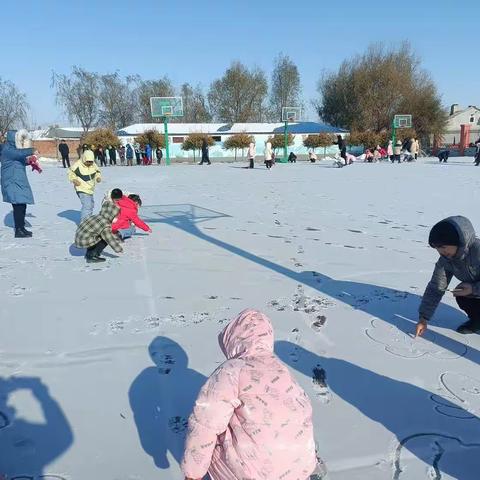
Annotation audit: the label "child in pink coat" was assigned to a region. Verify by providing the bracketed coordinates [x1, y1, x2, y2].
[181, 309, 317, 480]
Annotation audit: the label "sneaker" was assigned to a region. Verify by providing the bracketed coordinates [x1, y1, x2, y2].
[86, 256, 106, 264]
[456, 319, 480, 334]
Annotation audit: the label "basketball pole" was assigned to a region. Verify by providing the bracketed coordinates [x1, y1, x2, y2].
[283, 120, 288, 163]
[392, 117, 396, 148]
[164, 116, 170, 166]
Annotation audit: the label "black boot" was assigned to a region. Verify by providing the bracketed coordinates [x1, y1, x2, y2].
[15, 228, 31, 238]
[456, 319, 480, 334]
[86, 256, 106, 264]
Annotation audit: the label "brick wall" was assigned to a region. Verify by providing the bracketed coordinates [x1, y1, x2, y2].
[33, 139, 81, 160]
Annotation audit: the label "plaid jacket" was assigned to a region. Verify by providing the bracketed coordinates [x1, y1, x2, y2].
[75, 202, 123, 253]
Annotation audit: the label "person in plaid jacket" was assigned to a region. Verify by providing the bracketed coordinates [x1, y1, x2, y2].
[74, 201, 123, 263]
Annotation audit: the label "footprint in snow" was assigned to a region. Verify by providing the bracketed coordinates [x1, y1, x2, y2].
[168, 416, 189, 434]
[312, 365, 331, 403]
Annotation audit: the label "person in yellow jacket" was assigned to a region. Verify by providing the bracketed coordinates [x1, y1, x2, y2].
[68, 146, 102, 221]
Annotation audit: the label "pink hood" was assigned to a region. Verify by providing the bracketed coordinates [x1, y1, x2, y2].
[182, 309, 317, 480]
[219, 308, 273, 359]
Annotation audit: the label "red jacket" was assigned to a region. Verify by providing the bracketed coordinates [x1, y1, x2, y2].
[112, 197, 150, 233]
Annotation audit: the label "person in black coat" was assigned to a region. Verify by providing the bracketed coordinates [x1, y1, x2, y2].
[95, 147, 107, 167]
[155, 147, 163, 165]
[58, 140, 70, 168]
[335, 135, 347, 165]
[288, 152, 297, 163]
[108, 146, 117, 166]
[199, 138, 211, 165]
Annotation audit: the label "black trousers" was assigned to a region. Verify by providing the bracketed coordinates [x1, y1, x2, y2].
[249, 158, 254, 168]
[61, 154, 70, 168]
[86, 239, 108, 258]
[200, 152, 210, 164]
[456, 296, 480, 322]
[265, 160, 273, 169]
[12, 204, 27, 229]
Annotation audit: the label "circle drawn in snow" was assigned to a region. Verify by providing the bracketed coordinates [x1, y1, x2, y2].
[365, 318, 468, 360]
[393, 433, 480, 480]
[431, 372, 480, 418]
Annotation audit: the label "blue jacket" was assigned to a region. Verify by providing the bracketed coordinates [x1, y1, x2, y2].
[145, 144, 152, 159]
[0, 131, 35, 205]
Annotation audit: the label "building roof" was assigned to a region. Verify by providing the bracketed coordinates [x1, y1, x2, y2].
[118, 122, 347, 137]
[30, 127, 85, 140]
[273, 121, 347, 134]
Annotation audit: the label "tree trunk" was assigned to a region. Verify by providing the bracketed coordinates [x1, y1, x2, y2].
[234, 148, 237, 161]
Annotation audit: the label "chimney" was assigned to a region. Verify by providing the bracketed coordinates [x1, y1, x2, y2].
[450, 104, 459, 116]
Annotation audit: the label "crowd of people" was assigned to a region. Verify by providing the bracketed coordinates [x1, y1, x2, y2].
[2, 128, 480, 479]
[58, 140, 164, 168]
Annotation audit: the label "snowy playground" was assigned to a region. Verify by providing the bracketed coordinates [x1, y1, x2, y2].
[1, 157, 480, 479]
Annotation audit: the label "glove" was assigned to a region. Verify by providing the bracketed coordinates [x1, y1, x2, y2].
[27, 155, 42, 173]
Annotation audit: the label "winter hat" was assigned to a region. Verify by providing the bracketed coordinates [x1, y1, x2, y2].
[429, 220, 460, 247]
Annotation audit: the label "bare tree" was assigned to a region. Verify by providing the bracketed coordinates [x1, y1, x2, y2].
[208, 62, 268, 122]
[52, 66, 100, 133]
[0, 78, 28, 137]
[316, 43, 447, 138]
[134, 77, 176, 123]
[269, 53, 302, 121]
[98, 72, 137, 129]
[180, 83, 211, 123]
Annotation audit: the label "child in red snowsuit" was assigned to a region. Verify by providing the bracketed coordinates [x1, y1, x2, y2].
[112, 194, 152, 239]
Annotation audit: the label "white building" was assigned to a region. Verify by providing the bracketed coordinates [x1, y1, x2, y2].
[117, 122, 347, 158]
[444, 104, 480, 145]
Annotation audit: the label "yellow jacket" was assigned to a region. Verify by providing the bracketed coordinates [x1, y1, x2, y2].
[68, 157, 102, 195]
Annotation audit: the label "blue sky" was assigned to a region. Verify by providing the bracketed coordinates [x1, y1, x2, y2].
[7, 0, 480, 126]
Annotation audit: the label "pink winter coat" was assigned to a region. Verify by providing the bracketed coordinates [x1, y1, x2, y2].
[181, 309, 317, 480]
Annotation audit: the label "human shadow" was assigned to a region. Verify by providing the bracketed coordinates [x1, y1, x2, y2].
[4, 212, 33, 229]
[140, 204, 480, 365]
[69, 244, 84, 257]
[0, 376, 73, 478]
[275, 341, 480, 479]
[58, 210, 80, 225]
[129, 337, 207, 470]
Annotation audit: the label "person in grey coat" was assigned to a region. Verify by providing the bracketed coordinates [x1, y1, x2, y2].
[0, 130, 38, 238]
[416, 216, 480, 336]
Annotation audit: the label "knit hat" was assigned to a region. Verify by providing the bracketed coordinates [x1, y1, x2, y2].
[429, 220, 460, 247]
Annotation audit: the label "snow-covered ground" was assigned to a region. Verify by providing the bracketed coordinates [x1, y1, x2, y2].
[1, 157, 479, 480]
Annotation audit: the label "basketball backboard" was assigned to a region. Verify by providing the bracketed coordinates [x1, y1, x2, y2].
[282, 107, 302, 123]
[150, 97, 184, 118]
[394, 114, 412, 129]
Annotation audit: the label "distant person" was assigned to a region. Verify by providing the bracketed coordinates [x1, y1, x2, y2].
[126, 143, 134, 166]
[119, 145, 126, 166]
[474, 139, 480, 166]
[413, 138, 420, 160]
[373, 147, 381, 162]
[199, 138, 211, 165]
[309, 150, 317, 163]
[74, 201, 123, 263]
[416, 216, 480, 337]
[264, 141, 273, 169]
[181, 309, 317, 480]
[393, 140, 402, 163]
[58, 139, 70, 168]
[134, 143, 141, 165]
[247, 142, 256, 168]
[438, 149, 449, 163]
[155, 146, 163, 165]
[334, 134, 347, 165]
[145, 144, 153, 165]
[68, 147, 102, 220]
[288, 151, 297, 163]
[0, 130, 41, 238]
[387, 139, 394, 162]
[95, 146, 107, 167]
[108, 145, 117, 166]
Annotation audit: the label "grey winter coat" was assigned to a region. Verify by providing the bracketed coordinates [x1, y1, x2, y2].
[419, 216, 480, 320]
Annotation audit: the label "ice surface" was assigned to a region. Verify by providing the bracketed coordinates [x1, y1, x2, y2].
[1, 157, 479, 479]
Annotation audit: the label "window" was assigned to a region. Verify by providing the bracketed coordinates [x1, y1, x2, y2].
[211, 136, 221, 142]
[470, 116, 475, 123]
[172, 136, 184, 143]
